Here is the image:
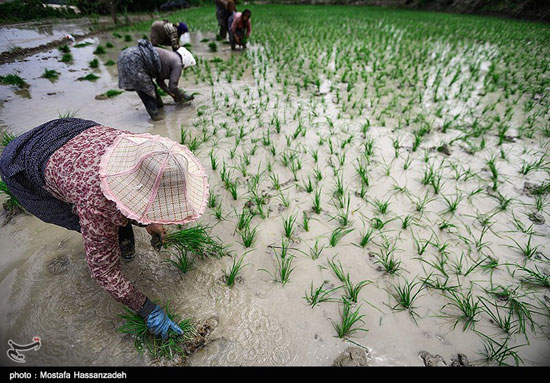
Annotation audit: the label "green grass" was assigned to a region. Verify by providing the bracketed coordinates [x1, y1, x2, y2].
[77, 73, 99, 82]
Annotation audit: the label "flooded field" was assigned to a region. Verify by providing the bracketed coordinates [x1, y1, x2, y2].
[1, 5, 549, 366]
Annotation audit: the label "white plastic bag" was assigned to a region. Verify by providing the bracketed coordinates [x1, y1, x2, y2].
[179, 32, 191, 46]
[176, 46, 196, 69]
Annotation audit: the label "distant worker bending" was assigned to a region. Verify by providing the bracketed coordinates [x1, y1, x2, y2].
[150, 20, 188, 51]
[228, 9, 252, 50]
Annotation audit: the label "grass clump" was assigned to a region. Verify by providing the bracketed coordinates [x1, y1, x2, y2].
[77, 73, 100, 82]
[41, 69, 60, 80]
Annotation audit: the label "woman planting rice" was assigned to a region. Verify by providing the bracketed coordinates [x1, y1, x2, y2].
[117, 39, 195, 121]
[0, 118, 209, 339]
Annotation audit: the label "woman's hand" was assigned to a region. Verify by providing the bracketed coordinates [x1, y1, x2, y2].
[146, 223, 166, 250]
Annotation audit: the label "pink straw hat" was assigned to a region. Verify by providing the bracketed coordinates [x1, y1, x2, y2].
[99, 133, 209, 225]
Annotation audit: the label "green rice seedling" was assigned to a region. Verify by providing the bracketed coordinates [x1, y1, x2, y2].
[93, 45, 106, 54]
[370, 197, 391, 215]
[104, 89, 123, 98]
[89, 58, 99, 68]
[104, 59, 115, 66]
[226, 179, 238, 200]
[239, 225, 257, 248]
[358, 226, 376, 248]
[302, 211, 310, 232]
[41, 69, 60, 80]
[309, 239, 325, 260]
[304, 282, 341, 308]
[343, 276, 371, 303]
[508, 233, 539, 259]
[163, 244, 193, 273]
[329, 227, 353, 247]
[282, 213, 297, 239]
[513, 264, 550, 288]
[106, 42, 114, 48]
[118, 304, 196, 360]
[270, 173, 280, 190]
[278, 191, 290, 209]
[207, 193, 218, 209]
[223, 252, 249, 287]
[235, 208, 253, 232]
[208, 42, 217, 52]
[0, 180, 23, 211]
[0, 73, 28, 88]
[487, 156, 499, 191]
[77, 73, 99, 82]
[442, 289, 481, 331]
[165, 225, 227, 258]
[476, 334, 524, 367]
[312, 188, 322, 214]
[124, 34, 132, 42]
[57, 110, 78, 118]
[328, 257, 347, 282]
[1, 131, 17, 147]
[302, 177, 314, 193]
[412, 192, 435, 215]
[213, 205, 223, 220]
[374, 249, 401, 275]
[261, 252, 296, 286]
[58, 44, 70, 53]
[442, 193, 463, 215]
[390, 278, 424, 321]
[479, 297, 516, 335]
[73, 41, 93, 48]
[60, 52, 73, 63]
[332, 301, 367, 338]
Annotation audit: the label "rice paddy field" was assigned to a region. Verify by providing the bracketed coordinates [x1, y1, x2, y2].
[0, 4, 549, 366]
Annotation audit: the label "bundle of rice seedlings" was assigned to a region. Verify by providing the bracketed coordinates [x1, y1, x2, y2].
[164, 224, 228, 259]
[118, 303, 196, 360]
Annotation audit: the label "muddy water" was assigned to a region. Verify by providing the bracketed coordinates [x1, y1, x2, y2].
[1, 26, 549, 367]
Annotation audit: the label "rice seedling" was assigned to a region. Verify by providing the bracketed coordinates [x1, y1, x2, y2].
[77, 73, 100, 82]
[163, 244, 193, 273]
[93, 45, 106, 54]
[208, 42, 217, 52]
[261, 252, 296, 286]
[0, 180, 23, 211]
[239, 224, 257, 248]
[73, 41, 93, 48]
[1, 131, 17, 147]
[332, 301, 367, 338]
[0, 73, 28, 88]
[165, 225, 227, 259]
[282, 213, 297, 239]
[442, 289, 481, 331]
[513, 264, 550, 288]
[302, 211, 310, 232]
[508, 233, 540, 259]
[390, 278, 424, 321]
[358, 226, 376, 248]
[308, 239, 325, 260]
[89, 58, 99, 68]
[304, 282, 341, 308]
[58, 44, 70, 53]
[312, 188, 322, 214]
[104, 59, 115, 66]
[343, 276, 371, 304]
[329, 227, 353, 247]
[476, 333, 525, 366]
[223, 252, 249, 287]
[118, 304, 196, 360]
[41, 69, 60, 80]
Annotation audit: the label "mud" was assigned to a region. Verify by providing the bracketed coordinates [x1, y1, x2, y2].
[1, 13, 549, 367]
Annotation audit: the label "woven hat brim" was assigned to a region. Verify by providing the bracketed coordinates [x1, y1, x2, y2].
[99, 133, 209, 225]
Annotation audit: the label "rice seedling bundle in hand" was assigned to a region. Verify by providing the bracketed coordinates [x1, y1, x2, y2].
[118, 305, 196, 360]
[165, 224, 228, 259]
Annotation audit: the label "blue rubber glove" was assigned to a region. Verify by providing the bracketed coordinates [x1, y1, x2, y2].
[146, 305, 184, 339]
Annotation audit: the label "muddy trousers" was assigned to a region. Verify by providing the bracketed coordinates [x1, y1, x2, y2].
[136, 88, 164, 119]
[216, 7, 230, 39]
[119, 222, 135, 261]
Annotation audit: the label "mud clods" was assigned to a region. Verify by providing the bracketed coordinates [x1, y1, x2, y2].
[528, 212, 545, 225]
[184, 316, 218, 356]
[419, 351, 470, 367]
[332, 347, 369, 367]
